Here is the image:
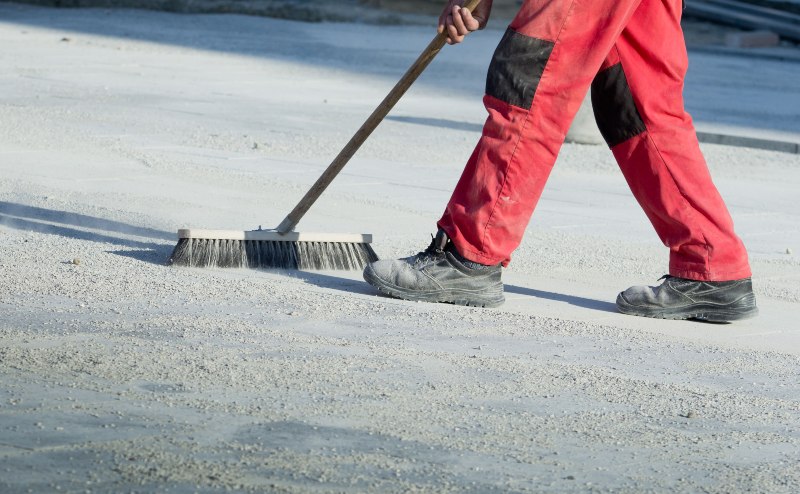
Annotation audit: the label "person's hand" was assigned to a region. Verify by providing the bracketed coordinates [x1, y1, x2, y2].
[437, 0, 493, 45]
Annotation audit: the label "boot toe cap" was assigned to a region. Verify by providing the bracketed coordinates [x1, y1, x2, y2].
[364, 259, 432, 289]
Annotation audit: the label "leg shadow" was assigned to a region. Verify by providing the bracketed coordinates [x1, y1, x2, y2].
[290, 272, 618, 314]
[505, 284, 618, 313]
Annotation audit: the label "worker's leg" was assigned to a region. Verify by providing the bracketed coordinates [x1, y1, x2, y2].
[438, 0, 644, 266]
[593, 0, 751, 281]
[364, 0, 646, 307]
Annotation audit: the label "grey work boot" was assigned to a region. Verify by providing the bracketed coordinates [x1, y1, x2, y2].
[363, 230, 504, 308]
[616, 275, 758, 322]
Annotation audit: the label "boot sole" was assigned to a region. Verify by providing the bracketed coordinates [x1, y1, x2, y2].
[616, 294, 759, 323]
[363, 267, 505, 308]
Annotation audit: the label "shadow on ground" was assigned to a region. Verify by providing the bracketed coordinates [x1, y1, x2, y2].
[288, 270, 376, 296]
[0, 2, 450, 83]
[387, 115, 483, 133]
[505, 284, 617, 313]
[109, 245, 174, 265]
[0, 201, 174, 264]
[291, 270, 618, 314]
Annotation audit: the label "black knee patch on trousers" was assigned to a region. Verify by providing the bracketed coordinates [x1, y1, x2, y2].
[486, 28, 554, 110]
[591, 63, 646, 147]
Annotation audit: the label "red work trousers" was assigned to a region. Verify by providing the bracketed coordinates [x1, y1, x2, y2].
[437, 0, 751, 281]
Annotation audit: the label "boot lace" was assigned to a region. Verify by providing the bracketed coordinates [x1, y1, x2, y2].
[409, 232, 448, 268]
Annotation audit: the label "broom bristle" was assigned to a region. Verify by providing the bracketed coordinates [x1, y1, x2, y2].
[169, 238, 379, 270]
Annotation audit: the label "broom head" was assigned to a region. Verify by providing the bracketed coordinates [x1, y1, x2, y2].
[169, 229, 378, 270]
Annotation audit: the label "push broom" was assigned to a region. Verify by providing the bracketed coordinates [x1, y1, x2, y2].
[169, 0, 484, 270]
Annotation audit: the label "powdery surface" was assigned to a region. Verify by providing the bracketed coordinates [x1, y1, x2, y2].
[1, 4, 799, 493]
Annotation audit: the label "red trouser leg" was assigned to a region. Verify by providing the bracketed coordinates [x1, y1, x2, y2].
[596, 2, 751, 280]
[437, 0, 751, 281]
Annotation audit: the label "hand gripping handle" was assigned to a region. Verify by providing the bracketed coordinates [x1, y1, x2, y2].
[276, 0, 484, 234]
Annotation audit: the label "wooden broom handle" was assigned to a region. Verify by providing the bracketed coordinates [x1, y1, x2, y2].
[276, 0, 484, 234]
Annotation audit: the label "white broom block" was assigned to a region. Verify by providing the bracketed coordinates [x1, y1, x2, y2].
[177, 229, 372, 244]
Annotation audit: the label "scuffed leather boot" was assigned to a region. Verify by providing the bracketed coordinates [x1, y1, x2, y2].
[363, 230, 504, 308]
[616, 275, 758, 322]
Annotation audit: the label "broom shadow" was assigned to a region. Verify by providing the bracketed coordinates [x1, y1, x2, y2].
[289, 271, 377, 296]
[0, 201, 175, 265]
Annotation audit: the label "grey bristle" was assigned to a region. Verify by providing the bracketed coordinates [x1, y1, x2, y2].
[169, 238, 378, 270]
